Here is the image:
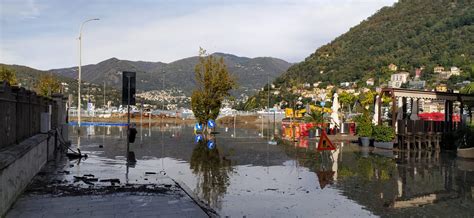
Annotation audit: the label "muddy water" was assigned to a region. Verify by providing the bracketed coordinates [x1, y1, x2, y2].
[69, 124, 474, 217]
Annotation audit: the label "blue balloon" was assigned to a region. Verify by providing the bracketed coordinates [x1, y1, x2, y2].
[207, 140, 215, 149]
[207, 120, 216, 128]
[195, 134, 203, 143]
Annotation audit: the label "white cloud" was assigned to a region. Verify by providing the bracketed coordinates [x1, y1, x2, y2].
[0, 0, 397, 70]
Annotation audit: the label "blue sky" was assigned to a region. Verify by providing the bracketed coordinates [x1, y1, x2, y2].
[1, 0, 397, 70]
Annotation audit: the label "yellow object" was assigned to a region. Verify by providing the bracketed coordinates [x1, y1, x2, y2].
[284, 105, 331, 118]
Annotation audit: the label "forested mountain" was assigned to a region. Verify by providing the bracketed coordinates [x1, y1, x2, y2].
[51, 53, 292, 96]
[0, 63, 122, 105]
[277, 0, 474, 86]
[0, 64, 75, 90]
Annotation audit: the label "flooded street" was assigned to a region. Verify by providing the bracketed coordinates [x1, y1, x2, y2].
[69, 123, 474, 217]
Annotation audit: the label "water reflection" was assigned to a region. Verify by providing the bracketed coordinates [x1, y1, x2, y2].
[67, 124, 474, 217]
[190, 139, 232, 209]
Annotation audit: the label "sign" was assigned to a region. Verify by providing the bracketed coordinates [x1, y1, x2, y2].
[194, 123, 203, 132]
[195, 134, 203, 143]
[207, 119, 216, 128]
[122, 71, 136, 105]
[316, 171, 335, 189]
[317, 130, 335, 151]
[207, 140, 215, 149]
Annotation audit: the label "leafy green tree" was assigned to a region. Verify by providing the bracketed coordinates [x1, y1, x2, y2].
[191, 48, 237, 126]
[339, 91, 356, 113]
[359, 90, 376, 109]
[36, 74, 60, 96]
[0, 67, 18, 85]
[190, 139, 232, 208]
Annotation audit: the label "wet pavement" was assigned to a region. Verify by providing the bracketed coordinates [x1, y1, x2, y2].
[7, 123, 474, 217]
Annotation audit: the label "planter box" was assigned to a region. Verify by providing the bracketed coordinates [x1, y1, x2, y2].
[360, 137, 370, 147]
[308, 129, 316, 138]
[374, 141, 394, 150]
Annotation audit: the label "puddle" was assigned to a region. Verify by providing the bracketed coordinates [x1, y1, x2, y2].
[61, 124, 474, 217]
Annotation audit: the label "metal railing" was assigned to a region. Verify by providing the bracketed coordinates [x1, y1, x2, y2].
[0, 81, 63, 150]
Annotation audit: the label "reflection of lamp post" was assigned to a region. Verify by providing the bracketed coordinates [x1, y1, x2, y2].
[78, 18, 99, 127]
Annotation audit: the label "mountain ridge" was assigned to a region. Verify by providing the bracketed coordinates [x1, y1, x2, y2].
[50, 52, 292, 96]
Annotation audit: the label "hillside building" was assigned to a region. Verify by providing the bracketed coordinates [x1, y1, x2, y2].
[388, 72, 410, 88]
[435, 84, 448, 92]
[388, 63, 398, 71]
[366, 78, 375, 86]
[434, 66, 461, 79]
[434, 66, 444, 73]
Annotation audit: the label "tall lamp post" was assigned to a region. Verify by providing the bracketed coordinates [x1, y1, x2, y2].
[78, 18, 99, 127]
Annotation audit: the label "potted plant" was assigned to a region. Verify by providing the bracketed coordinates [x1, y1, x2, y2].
[356, 121, 373, 147]
[304, 109, 325, 138]
[308, 126, 317, 138]
[373, 125, 395, 149]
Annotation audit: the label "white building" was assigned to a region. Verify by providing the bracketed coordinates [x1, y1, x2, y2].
[450, 67, 461, 76]
[388, 72, 410, 88]
[366, 78, 375, 86]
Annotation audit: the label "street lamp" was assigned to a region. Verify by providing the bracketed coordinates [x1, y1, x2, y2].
[78, 18, 99, 127]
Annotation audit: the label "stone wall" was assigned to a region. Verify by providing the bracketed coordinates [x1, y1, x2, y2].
[0, 81, 68, 216]
[0, 134, 57, 216]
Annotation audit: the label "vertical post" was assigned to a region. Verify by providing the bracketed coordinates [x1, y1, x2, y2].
[402, 97, 407, 119]
[391, 91, 397, 129]
[127, 75, 130, 157]
[78, 35, 82, 127]
[460, 101, 464, 125]
[103, 81, 106, 108]
[140, 100, 143, 143]
[378, 95, 382, 125]
[449, 100, 454, 131]
[444, 100, 449, 133]
[233, 114, 236, 138]
[273, 110, 276, 139]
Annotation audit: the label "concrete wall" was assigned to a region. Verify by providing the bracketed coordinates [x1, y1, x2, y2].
[0, 133, 56, 216]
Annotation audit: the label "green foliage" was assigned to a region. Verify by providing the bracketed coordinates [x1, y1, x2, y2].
[0, 66, 18, 85]
[359, 90, 376, 108]
[356, 121, 373, 138]
[355, 112, 373, 137]
[35, 74, 60, 97]
[461, 82, 474, 94]
[191, 48, 237, 124]
[338, 91, 356, 112]
[190, 139, 232, 207]
[454, 125, 474, 148]
[304, 109, 325, 124]
[278, 0, 474, 86]
[372, 125, 395, 142]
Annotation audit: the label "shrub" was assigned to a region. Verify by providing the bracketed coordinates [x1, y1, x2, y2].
[372, 125, 395, 142]
[355, 112, 373, 137]
[356, 121, 373, 137]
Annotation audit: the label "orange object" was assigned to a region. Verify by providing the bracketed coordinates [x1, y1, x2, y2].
[317, 130, 336, 151]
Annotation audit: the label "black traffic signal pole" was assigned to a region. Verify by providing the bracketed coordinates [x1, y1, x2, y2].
[127, 75, 131, 159]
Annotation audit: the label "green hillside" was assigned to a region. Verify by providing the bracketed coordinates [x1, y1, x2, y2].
[0, 64, 122, 106]
[278, 0, 474, 86]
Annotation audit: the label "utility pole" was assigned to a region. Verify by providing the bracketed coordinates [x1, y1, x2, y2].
[78, 18, 99, 127]
[126, 74, 131, 158]
[103, 81, 106, 108]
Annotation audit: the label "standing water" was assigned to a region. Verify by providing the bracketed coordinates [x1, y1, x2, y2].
[69, 123, 474, 217]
